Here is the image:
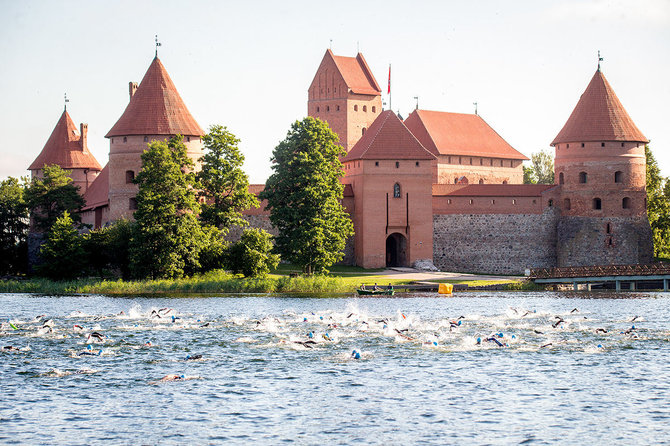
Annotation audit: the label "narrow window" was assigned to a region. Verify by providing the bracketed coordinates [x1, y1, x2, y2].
[326, 106, 330, 112]
[469, 199, 473, 205]
[448, 156, 451, 163]
[395, 162, 399, 168]
[579, 172, 587, 183]
[362, 127, 366, 136]
[317, 106, 320, 112]
[502, 180, 508, 184]
[447, 199, 452, 204]
[601, 142, 605, 147]
[581, 143, 585, 148]
[512, 199, 516, 205]
[564, 198, 571, 210]
[500, 160, 503, 166]
[337, 105, 340, 111]
[593, 198, 602, 210]
[621, 142, 625, 147]
[548, 199, 553, 207]
[363, 105, 367, 112]
[375, 161, 379, 167]
[123, 136, 127, 143]
[479, 179, 484, 184]
[186, 136, 190, 142]
[354, 105, 358, 111]
[143, 136, 148, 142]
[125, 170, 134, 184]
[393, 183, 401, 198]
[606, 223, 612, 234]
[415, 161, 419, 167]
[622, 197, 631, 209]
[111, 138, 114, 143]
[567, 144, 570, 148]
[459, 157, 462, 164]
[533, 199, 537, 204]
[491, 199, 495, 204]
[480, 158, 483, 165]
[129, 197, 137, 210]
[490, 159, 493, 166]
[372, 106, 376, 113]
[470, 158, 473, 165]
[614, 171, 623, 183]
[559, 172, 564, 184]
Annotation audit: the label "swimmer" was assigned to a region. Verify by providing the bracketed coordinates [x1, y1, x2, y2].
[351, 349, 361, 359]
[570, 308, 579, 313]
[595, 328, 608, 334]
[73, 324, 84, 331]
[2, 345, 21, 352]
[534, 329, 544, 334]
[394, 329, 413, 340]
[293, 341, 317, 349]
[42, 319, 55, 328]
[631, 316, 640, 322]
[159, 374, 185, 382]
[186, 354, 203, 360]
[540, 343, 553, 348]
[485, 337, 504, 347]
[521, 311, 532, 318]
[200, 322, 210, 327]
[87, 332, 105, 343]
[552, 317, 565, 328]
[78, 348, 102, 356]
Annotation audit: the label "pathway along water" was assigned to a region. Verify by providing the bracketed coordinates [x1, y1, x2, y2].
[1, 292, 669, 444]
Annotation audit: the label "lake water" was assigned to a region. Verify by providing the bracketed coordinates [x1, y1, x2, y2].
[1, 291, 669, 445]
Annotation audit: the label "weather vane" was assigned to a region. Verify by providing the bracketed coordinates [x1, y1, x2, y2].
[64, 92, 69, 111]
[155, 34, 162, 58]
[473, 101, 478, 115]
[414, 96, 419, 110]
[598, 50, 603, 71]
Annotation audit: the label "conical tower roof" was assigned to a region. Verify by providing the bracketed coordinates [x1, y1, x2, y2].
[552, 69, 647, 145]
[343, 110, 436, 161]
[29, 110, 102, 171]
[106, 57, 204, 138]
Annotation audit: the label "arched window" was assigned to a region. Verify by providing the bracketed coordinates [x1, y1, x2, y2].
[354, 105, 358, 111]
[393, 183, 401, 198]
[579, 172, 587, 183]
[363, 105, 367, 112]
[326, 106, 330, 112]
[559, 172, 564, 184]
[502, 180, 508, 184]
[564, 198, 571, 210]
[372, 106, 376, 113]
[316, 106, 320, 112]
[143, 136, 148, 142]
[622, 197, 631, 209]
[593, 197, 602, 210]
[615, 171, 623, 183]
[479, 179, 484, 184]
[125, 170, 135, 184]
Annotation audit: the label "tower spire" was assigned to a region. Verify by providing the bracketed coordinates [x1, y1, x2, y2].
[597, 50, 603, 71]
[155, 34, 162, 58]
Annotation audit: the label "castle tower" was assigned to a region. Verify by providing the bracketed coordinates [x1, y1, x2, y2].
[29, 109, 102, 193]
[308, 50, 382, 151]
[552, 67, 653, 266]
[341, 110, 436, 268]
[105, 57, 204, 221]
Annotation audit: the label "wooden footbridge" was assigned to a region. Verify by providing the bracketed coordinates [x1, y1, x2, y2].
[529, 263, 670, 291]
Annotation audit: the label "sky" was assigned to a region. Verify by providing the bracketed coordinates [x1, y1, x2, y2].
[1, 0, 669, 184]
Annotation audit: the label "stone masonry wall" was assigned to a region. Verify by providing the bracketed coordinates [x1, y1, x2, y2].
[433, 208, 559, 274]
[556, 216, 653, 267]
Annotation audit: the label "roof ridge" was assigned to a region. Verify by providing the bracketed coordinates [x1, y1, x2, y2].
[414, 110, 440, 154]
[358, 110, 392, 157]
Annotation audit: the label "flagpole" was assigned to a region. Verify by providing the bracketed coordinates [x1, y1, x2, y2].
[388, 64, 392, 111]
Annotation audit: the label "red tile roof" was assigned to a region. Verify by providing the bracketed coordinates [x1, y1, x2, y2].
[552, 70, 647, 145]
[329, 50, 381, 96]
[404, 110, 528, 160]
[82, 163, 109, 210]
[29, 110, 102, 171]
[343, 110, 437, 161]
[106, 57, 204, 138]
[432, 183, 556, 197]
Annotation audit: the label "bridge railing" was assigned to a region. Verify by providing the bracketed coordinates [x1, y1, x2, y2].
[529, 263, 670, 279]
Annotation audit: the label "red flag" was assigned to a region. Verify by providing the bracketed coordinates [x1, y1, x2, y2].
[387, 64, 391, 94]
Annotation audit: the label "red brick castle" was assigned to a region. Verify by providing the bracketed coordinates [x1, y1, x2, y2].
[28, 50, 653, 274]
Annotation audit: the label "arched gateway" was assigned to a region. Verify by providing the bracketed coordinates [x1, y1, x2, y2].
[386, 233, 407, 267]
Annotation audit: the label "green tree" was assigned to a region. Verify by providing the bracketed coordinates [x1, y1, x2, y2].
[83, 219, 134, 278]
[197, 125, 259, 229]
[0, 177, 29, 274]
[523, 149, 555, 184]
[38, 211, 85, 280]
[198, 224, 228, 272]
[129, 136, 206, 279]
[260, 117, 354, 274]
[227, 228, 280, 277]
[645, 145, 670, 258]
[25, 165, 85, 232]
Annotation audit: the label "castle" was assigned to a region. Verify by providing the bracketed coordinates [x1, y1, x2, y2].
[28, 50, 654, 274]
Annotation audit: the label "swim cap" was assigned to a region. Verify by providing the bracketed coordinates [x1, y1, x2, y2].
[476, 337, 481, 344]
[597, 344, 602, 348]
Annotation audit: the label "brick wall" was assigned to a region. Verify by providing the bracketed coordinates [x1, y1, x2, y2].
[433, 208, 559, 274]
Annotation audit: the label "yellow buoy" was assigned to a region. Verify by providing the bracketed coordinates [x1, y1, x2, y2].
[438, 283, 453, 294]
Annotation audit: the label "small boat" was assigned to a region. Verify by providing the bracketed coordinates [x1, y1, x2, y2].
[357, 288, 395, 296]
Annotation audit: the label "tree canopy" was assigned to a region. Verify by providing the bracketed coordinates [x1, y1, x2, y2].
[129, 136, 206, 279]
[260, 117, 353, 274]
[0, 177, 29, 274]
[25, 165, 85, 232]
[523, 149, 555, 184]
[38, 211, 84, 280]
[197, 125, 259, 230]
[645, 145, 670, 258]
[227, 228, 280, 277]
